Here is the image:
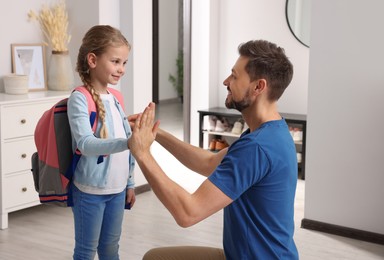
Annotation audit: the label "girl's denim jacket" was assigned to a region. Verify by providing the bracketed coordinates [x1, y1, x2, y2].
[67, 90, 135, 189]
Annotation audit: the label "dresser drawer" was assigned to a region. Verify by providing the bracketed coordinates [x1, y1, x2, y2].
[2, 137, 35, 174]
[3, 171, 39, 210]
[1, 101, 56, 139]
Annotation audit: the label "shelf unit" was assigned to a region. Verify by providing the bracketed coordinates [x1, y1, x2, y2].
[198, 107, 307, 180]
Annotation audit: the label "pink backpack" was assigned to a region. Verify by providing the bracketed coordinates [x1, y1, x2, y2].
[31, 86, 124, 206]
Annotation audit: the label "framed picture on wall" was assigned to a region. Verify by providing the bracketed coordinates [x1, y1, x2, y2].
[11, 43, 47, 91]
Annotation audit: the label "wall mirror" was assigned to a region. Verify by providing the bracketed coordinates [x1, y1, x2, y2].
[286, 0, 311, 47]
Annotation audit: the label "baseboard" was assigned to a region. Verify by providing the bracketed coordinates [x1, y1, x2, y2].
[135, 183, 151, 195]
[301, 218, 384, 245]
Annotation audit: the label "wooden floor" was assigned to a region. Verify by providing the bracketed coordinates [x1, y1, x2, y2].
[0, 189, 223, 259]
[1, 102, 383, 259]
[1, 180, 384, 260]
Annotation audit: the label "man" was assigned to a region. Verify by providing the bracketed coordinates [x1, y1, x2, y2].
[129, 40, 299, 259]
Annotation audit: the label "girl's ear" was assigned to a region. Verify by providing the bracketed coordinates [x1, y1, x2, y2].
[87, 53, 97, 69]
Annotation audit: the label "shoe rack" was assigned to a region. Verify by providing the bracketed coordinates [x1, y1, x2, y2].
[198, 107, 243, 152]
[197, 107, 307, 180]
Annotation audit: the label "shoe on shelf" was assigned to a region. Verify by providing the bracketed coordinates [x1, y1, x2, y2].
[209, 139, 217, 151]
[215, 117, 230, 132]
[297, 152, 302, 163]
[292, 127, 303, 142]
[215, 138, 229, 151]
[208, 116, 217, 131]
[231, 121, 243, 135]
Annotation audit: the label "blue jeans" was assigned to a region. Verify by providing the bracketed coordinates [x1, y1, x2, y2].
[71, 185, 125, 260]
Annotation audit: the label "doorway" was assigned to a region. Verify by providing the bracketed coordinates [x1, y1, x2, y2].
[152, 0, 191, 142]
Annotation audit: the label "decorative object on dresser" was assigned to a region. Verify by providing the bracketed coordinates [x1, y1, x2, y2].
[0, 91, 70, 229]
[10, 44, 47, 91]
[3, 74, 29, 95]
[28, 1, 74, 91]
[46, 50, 75, 91]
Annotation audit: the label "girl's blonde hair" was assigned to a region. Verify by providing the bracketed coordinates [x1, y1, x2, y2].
[76, 25, 131, 138]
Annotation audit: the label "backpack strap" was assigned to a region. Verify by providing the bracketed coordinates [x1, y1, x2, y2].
[74, 86, 125, 131]
[74, 86, 98, 132]
[107, 87, 125, 111]
[70, 86, 125, 168]
[65, 86, 99, 206]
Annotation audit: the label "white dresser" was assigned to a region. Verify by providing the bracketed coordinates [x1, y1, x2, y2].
[0, 91, 70, 229]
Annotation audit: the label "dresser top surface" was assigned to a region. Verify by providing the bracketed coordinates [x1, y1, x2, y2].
[0, 90, 71, 105]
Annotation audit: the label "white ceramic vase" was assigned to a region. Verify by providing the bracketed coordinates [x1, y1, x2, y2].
[47, 51, 75, 91]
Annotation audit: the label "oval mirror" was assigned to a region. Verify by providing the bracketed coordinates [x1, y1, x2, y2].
[286, 0, 311, 47]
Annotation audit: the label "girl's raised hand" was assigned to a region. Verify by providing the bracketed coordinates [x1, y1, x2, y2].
[128, 102, 160, 158]
[127, 113, 139, 129]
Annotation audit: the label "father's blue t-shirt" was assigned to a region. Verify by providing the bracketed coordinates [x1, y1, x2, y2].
[209, 119, 299, 259]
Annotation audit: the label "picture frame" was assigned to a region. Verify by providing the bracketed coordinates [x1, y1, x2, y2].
[11, 43, 47, 91]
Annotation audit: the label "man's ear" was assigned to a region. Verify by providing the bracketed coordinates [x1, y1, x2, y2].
[87, 53, 97, 69]
[253, 79, 267, 94]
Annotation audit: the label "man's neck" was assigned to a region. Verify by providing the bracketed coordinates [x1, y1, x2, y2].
[242, 101, 280, 132]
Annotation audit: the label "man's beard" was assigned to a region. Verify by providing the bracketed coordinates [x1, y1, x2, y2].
[225, 90, 251, 112]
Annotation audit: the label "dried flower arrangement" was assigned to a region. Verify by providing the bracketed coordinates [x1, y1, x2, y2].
[28, 1, 71, 52]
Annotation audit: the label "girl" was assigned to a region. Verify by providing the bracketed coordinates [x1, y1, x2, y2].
[67, 25, 135, 260]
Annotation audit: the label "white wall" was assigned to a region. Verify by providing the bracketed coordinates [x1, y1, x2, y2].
[119, 0, 153, 187]
[189, 0, 215, 147]
[305, 0, 384, 234]
[217, 0, 310, 115]
[0, 0, 49, 92]
[66, 0, 101, 88]
[189, 0, 310, 145]
[99, 0, 120, 28]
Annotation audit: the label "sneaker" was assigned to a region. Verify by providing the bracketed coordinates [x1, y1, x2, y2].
[209, 139, 217, 151]
[208, 116, 217, 131]
[215, 117, 230, 132]
[231, 121, 243, 135]
[297, 153, 302, 163]
[215, 139, 229, 151]
[292, 128, 303, 142]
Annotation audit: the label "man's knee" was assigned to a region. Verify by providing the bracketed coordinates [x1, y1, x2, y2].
[142, 246, 225, 260]
[143, 248, 168, 260]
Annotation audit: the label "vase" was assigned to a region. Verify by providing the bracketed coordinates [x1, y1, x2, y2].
[47, 50, 75, 91]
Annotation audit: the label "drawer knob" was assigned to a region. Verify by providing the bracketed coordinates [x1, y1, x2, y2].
[21, 153, 27, 159]
[22, 187, 27, 192]
[21, 119, 26, 124]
